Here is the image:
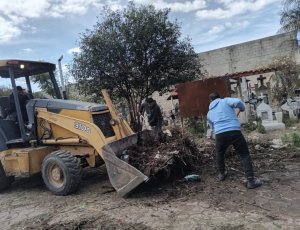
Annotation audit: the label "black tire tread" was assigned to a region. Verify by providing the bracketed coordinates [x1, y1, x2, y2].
[0, 162, 14, 191]
[42, 150, 82, 196]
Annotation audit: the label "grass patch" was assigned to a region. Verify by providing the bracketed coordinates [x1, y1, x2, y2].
[281, 132, 300, 148]
[281, 134, 290, 144]
[282, 115, 299, 127]
[244, 119, 256, 132]
[257, 122, 266, 134]
[243, 118, 265, 133]
[291, 132, 300, 147]
[185, 117, 205, 135]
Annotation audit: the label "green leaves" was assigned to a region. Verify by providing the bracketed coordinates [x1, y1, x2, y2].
[267, 55, 300, 101]
[0, 85, 12, 97]
[31, 72, 59, 98]
[278, 0, 300, 33]
[69, 2, 203, 115]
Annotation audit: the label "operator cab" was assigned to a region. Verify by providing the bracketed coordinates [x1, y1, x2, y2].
[0, 60, 62, 149]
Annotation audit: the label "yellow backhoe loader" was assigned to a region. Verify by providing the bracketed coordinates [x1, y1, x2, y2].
[0, 59, 155, 197]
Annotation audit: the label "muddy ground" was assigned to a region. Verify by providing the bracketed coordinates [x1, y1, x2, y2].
[1, 139, 300, 229]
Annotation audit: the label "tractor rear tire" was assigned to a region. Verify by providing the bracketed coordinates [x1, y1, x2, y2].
[0, 162, 14, 191]
[42, 150, 82, 195]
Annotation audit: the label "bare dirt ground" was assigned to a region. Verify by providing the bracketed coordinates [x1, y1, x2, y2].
[1, 136, 300, 229]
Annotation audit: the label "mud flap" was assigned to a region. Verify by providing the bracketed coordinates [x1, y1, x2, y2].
[101, 129, 158, 197]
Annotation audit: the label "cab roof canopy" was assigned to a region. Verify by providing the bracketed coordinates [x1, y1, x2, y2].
[0, 59, 56, 79]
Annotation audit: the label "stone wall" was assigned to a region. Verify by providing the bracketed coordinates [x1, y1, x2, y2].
[198, 32, 298, 77]
[152, 32, 300, 111]
[151, 91, 178, 112]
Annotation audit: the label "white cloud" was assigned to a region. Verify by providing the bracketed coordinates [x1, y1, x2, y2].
[208, 25, 224, 34]
[106, 0, 122, 11]
[0, 0, 112, 43]
[195, 0, 279, 19]
[22, 48, 33, 52]
[0, 0, 51, 18]
[226, 21, 249, 28]
[0, 16, 21, 43]
[49, 0, 102, 17]
[208, 20, 249, 34]
[15, 79, 27, 87]
[67, 47, 81, 54]
[134, 0, 206, 12]
[62, 64, 68, 72]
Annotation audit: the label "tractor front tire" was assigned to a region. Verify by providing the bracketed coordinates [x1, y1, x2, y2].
[0, 162, 14, 191]
[42, 150, 82, 195]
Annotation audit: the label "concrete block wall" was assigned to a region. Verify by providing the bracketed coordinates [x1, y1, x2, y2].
[198, 32, 298, 77]
[153, 32, 298, 112]
[151, 91, 178, 112]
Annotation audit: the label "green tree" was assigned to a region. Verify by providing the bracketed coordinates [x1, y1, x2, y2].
[70, 2, 203, 130]
[267, 55, 300, 101]
[278, 0, 300, 33]
[0, 85, 12, 97]
[31, 71, 59, 98]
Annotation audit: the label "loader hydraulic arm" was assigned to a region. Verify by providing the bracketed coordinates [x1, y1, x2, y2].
[101, 89, 134, 138]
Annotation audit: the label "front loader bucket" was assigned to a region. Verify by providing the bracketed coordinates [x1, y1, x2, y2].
[101, 129, 158, 197]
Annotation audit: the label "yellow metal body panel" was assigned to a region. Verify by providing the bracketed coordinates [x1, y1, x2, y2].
[57, 146, 96, 156]
[101, 90, 134, 137]
[60, 109, 93, 121]
[0, 90, 135, 177]
[37, 109, 108, 158]
[0, 146, 56, 177]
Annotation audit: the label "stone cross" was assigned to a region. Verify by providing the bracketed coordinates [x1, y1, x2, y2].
[257, 75, 266, 86]
[258, 92, 265, 100]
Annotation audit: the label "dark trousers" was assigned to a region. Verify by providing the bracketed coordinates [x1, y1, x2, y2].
[156, 119, 162, 130]
[215, 130, 254, 178]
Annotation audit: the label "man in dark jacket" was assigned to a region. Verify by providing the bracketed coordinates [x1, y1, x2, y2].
[7, 86, 29, 122]
[139, 98, 163, 129]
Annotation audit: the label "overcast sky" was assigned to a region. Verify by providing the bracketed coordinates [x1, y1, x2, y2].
[0, 0, 282, 90]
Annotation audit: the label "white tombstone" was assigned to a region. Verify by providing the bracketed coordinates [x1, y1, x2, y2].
[256, 93, 285, 131]
[257, 101, 273, 121]
[281, 98, 297, 119]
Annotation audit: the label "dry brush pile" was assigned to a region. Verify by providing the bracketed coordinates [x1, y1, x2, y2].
[125, 129, 202, 179]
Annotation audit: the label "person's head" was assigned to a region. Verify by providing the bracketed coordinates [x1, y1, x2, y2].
[16, 86, 24, 95]
[146, 98, 155, 108]
[208, 92, 220, 103]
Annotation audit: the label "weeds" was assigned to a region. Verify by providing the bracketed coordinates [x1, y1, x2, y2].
[281, 132, 300, 148]
[282, 115, 299, 127]
[257, 122, 266, 134]
[244, 118, 266, 133]
[185, 117, 204, 135]
[291, 132, 300, 147]
[281, 134, 290, 144]
[244, 119, 256, 131]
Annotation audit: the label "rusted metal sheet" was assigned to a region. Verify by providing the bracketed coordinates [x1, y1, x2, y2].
[177, 77, 230, 118]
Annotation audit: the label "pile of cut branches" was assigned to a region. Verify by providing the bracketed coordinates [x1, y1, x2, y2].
[125, 129, 201, 178]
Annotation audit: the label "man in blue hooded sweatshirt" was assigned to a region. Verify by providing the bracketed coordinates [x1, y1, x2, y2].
[207, 92, 262, 189]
